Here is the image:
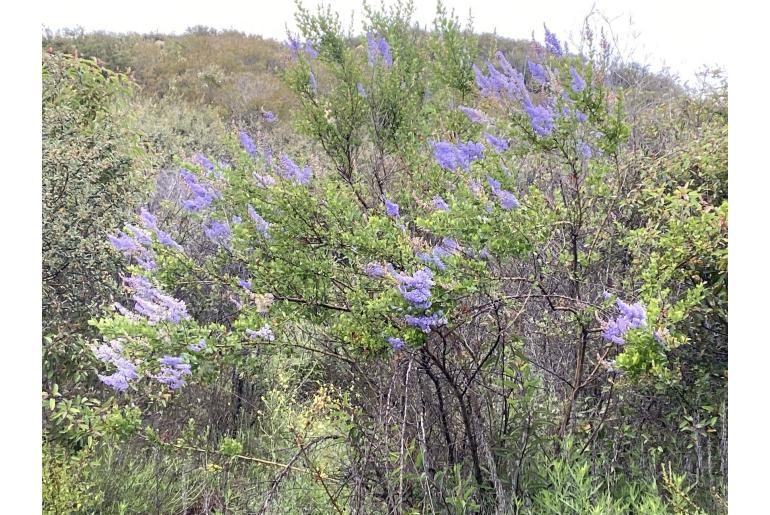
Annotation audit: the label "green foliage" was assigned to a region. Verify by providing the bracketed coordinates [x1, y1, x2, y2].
[42, 52, 147, 342]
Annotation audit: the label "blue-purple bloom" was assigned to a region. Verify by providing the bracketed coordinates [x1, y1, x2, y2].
[356, 82, 367, 97]
[154, 355, 191, 389]
[486, 175, 502, 194]
[484, 132, 509, 154]
[383, 196, 400, 218]
[496, 190, 520, 210]
[304, 41, 318, 59]
[203, 219, 231, 246]
[387, 336, 404, 351]
[366, 31, 377, 65]
[108, 232, 140, 253]
[524, 102, 556, 137]
[578, 141, 592, 159]
[126, 225, 152, 246]
[188, 339, 207, 352]
[238, 278, 252, 290]
[263, 111, 277, 123]
[418, 240, 458, 272]
[602, 298, 647, 345]
[366, 31, 393, 67]
[432, 141, 484, 172]
[473, 53, 529, 102]
[432, 195, 450, 212]
[195, 153, 215, 173]
[433, 141, 460, 171]
[140, 208, 158, 231]
[122, 275, 190, 325]
[239, 131, 259, 158]
[458, 106, 489, 124]
[528, 60, 548, 85]
[364, 262, 387, 278]
[378, 36, 393, 67]
[405, 313, 447, 333]
[246, 325, 275, 342]
[157, 229, 182, 251]
[286, 32, 303, 57]
[93, 340, 139, 392]
[395, 268, 434, 309]
[570, 66, 586, 93]
[247, 205, 270, 238]
[108, 224, 162, 270]
[180, 168, 218, 212]
[544, 25, 563, 56]
[279, 154, 312, 185]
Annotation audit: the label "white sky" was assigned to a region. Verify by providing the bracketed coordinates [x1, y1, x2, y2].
[41, 0, 728, 85]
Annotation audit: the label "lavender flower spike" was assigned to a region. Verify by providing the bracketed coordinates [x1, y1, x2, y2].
[383, 195, 400, 218]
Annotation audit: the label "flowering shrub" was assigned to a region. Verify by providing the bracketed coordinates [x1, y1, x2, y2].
[54, 4, 726, 513]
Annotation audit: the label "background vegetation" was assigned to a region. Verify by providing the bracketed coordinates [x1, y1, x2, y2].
[42, 2, 726, 513]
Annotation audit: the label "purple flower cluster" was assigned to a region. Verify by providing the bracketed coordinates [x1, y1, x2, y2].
[602, 298, 647, 345]
[364, 262, 387, 278]
[247, 205, 270, 239]
[431, 195, 450, 212]
[578, 141, 592, 159]
[366, 31, 393, 67]
[188, 339, 207, 352]
[108, 228, 156, 271]
[356, 83, 367, 97]
[570, 66, 586, 93]
[263, 143, 274, 169]
[486, 176, 520, 210]
[405, 313, 447, 333]
[484, 132, 510, 154]
[93, 340, 139, 392]
[544, 25, 563, 56]
[417, 238, 460, 271]
[154, 355, 191, 389]
[387, 336, 404, 350]
[203, 219, 232, 247]
[304, 41, 318, 59]
[108, 208, 182, 270]
[458, 106, 489, 124]
[195, 153, 215, 174]
[528, 60, 548, 85]
[139, 208, 182, 251]
[180, 168, 218, 212]
[239, 131, 259, 158]
[383, 195, 400, 218]
[263, 111, 277, 123]
[524, 102, 556, 137]
[253, 172, 276, 188]
[286, 33, 302, 57]
[279, 154, 312, 185]
[122, 275, 190, 325]
[394, 267, 434, 309]
[473, 52, 557, 138]
[246, 325, 275, 342]
[432, 141, 485, 172]
[473, 52, 529, 101]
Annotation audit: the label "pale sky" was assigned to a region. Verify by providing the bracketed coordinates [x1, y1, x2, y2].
[41, 0, 728, 85]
